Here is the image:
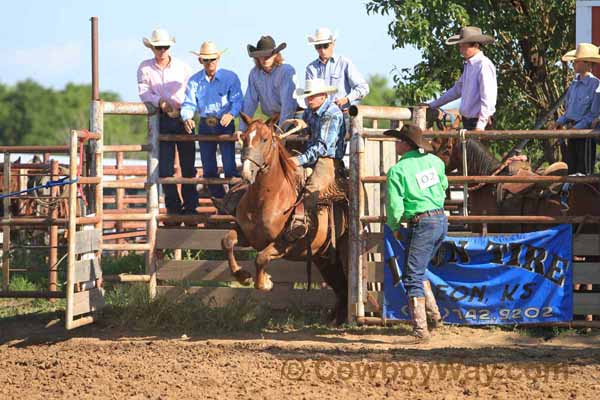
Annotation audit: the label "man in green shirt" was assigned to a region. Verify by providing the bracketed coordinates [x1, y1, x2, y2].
[385, 124, 448, 342]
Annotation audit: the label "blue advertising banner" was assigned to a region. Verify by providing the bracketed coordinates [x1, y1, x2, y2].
[382, 224, 573, 325]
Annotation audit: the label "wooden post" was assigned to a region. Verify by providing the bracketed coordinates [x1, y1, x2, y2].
[147, 111, 159, 298]
[116, 151, 125, 256]
[412, 106, 427, 130]
[48, 159, 59, 296]
[90, 101, 104, 264]
[2, 152, 11, 291]
[66, 130, 79, 330]
[348, 114, 365, 322]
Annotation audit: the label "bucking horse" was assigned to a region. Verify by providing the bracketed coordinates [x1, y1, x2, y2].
[219, 113, 349, 324]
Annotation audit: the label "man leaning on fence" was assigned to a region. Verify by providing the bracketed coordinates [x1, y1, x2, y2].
[305, 27, 369, 124]
[385, 125, 448, 342]
[552, 43, 600, 175]
[137, 28, 199, 226]
[239, 35, 297, 132]
[426, 26, 497, 131]
[181, 41, 243, 206]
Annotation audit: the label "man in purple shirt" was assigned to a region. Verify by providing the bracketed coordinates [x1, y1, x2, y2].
[137, 28, 198, 226]
[427, 27, 497, 131]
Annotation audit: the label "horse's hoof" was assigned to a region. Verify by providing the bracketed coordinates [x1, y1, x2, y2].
[255, 276, 274, 292]
[233, 269, 253, 286]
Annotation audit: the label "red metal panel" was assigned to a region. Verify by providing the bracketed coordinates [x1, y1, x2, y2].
[592, 7, 600, 76]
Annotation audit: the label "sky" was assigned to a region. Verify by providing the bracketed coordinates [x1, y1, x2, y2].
[0, 0, 422, 101]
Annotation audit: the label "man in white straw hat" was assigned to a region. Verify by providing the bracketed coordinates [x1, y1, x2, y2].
[181, 41, 243, 203]
[287, 78, 346, 239]
[305, 27, 369, 112]
[137, 28, 197, 226]
[239, 35, 297, 132]
[427, 26, 497, 131]
[552, 43, 600, 175]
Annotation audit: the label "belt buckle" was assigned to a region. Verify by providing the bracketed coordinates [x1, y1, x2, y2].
[206, 117, 218, 127]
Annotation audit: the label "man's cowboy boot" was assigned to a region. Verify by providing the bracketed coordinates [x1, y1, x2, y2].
[408, 297, 430, 342]
[423, 280, 443, 330]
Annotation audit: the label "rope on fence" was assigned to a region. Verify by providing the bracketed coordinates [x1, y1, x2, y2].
[0, 176, 78, 200]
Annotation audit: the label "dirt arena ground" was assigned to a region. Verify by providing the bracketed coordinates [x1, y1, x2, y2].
[1, 313, 599, 400]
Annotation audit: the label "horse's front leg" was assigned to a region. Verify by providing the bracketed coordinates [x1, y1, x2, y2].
[221, 229, 253, 286]
[255, 242, 286, 291]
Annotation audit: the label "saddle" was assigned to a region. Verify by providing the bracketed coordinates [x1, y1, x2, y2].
[499, 156, 568, 196]
[496, 157, 568, 211]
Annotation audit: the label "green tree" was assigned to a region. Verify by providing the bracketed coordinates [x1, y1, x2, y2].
[0, 80, 147, 152]
[366, 0, 574, 133]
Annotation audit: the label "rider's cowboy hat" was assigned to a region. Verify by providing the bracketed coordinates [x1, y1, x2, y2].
[143, 28, 176, 49]
[190, 41, 226, 59]
[562, 43, 600, 63]
[445, 26, 494, 45]
[307, 27, 337, 45]
[294, 78, 337, 100]
[383, 125, 433, 152]
[247, 35, 287, 58]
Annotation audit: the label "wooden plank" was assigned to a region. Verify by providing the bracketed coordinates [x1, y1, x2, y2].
[73, 258, 102, 283]
[573, 235, 600, 256]
[156, 285, 336, 309]
[156, 228, 251, 250]
[157, 259, 324, 283]
[72, 287, 105, 316]
[574, 292, 600, 316]
[573, 263, 600, 284]
[74, 229, 102, 254]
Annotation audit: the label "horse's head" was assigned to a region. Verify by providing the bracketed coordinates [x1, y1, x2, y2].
[239, 112, 305, 184]
[430, 134, 465, 174]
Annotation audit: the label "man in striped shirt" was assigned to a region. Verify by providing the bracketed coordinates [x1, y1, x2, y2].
[427, 27, 497, 131]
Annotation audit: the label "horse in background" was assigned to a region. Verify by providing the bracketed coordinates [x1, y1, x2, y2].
[430, 136, 600, 233]
[220, 113, 350, 324]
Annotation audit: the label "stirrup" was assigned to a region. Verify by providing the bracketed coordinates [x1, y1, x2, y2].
[286, 215, 309, 241]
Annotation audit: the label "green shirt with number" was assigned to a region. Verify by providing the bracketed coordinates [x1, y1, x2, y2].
[386, 149, 448, 230]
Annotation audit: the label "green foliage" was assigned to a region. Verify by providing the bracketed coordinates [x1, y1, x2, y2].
[362, 74, 399, 107]
[0, 80, 147, 149]
[366, 0, 574, 130]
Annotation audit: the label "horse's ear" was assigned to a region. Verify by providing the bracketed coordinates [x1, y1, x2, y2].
[240, 112, 253, 126]
[265, 113, 280, 126]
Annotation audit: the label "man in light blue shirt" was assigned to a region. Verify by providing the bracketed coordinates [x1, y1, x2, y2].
[287, 79, 345, 240]
[240, 35, 297, 132]
[554, 43, 600, 174]
[181, 41, 243, 200]
[305, 27, 369, 111]
[428, 27, 497, 131]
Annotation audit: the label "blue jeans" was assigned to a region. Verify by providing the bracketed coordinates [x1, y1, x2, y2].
[159, 114, 199, 214]
[403, 213, 448, 297]
[198, 118, 239, 198]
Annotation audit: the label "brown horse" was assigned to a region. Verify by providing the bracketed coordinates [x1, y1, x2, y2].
[220, 113, 349, 323]
[431, 136, 600, 233]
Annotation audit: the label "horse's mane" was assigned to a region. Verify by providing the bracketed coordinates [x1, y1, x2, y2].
[274, 138, 298, 187]
[461, 139, 500, 176]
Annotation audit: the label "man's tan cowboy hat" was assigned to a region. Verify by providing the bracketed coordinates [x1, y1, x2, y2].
[294, 78, 337, 100]
[143, 28, 176, 49]
[383, 125, 433, 152]
[247, 35, 287, 58]
[562, 43, 600, 62]
[190, 41, 226, 59]
[445, 26, 494, 45]
[307, 27, 337, 45]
